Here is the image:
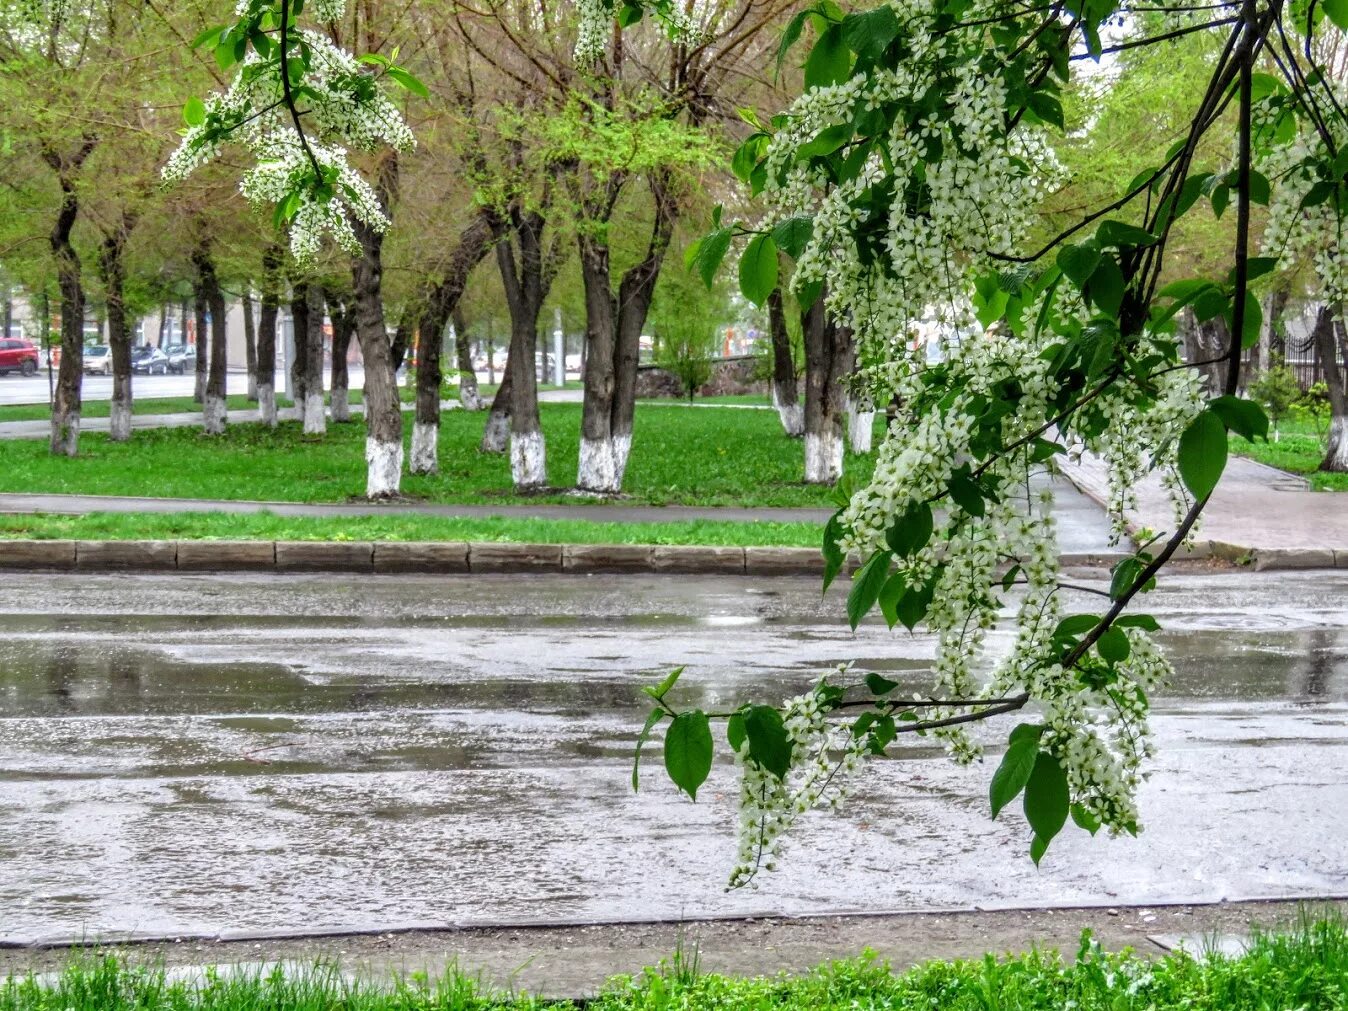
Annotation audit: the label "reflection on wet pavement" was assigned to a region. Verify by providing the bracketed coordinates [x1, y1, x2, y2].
[0, 571, 1345, 942]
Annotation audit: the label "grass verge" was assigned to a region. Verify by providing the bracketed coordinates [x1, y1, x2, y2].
[0, 403, 874, 508]
[2, 917, 1346, 1009]
[1231, 417, 1348, 491]
[0, 511, 821, 547]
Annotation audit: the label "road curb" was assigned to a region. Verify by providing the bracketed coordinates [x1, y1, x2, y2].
[1058, 472, 1347, 572]
[0, 538, 1136, 577]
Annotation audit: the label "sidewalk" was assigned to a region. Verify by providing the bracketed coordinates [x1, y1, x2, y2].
[1061, 452, 1348, 569]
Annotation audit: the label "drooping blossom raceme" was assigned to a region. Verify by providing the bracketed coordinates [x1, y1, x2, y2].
[162, 8, 413, 262]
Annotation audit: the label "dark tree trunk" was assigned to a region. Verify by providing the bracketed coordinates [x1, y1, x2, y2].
[48, 177, 86, 456]
[496, 207, 560, 490]
[257, 245, 281, 426]
[327, 293, 354, 423]
[390, 314, 413, 372]
[192, 244, 228, 434]
[1315, 306, 1348, 472]
[802, 296, 848, 484]
[453, 307, 482, 410]
[409, 210, 496, 475]
[351, 208, 404, 497]
[302, 283, 326, 434]
[99, 221, 134, 442]
[480, 349, 512, 453]
[243, 287, 258, 401]
[192, 279, 208, 404]
[290, 282, 310, 414]
[1180, 308, 1231, 393]
[767, 285, 802, 437]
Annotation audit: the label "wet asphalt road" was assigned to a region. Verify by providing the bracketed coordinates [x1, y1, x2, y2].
[0, 570, 1344, 944]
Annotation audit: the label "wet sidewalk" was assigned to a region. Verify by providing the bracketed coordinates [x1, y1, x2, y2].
[1062, 452, 1348, 567]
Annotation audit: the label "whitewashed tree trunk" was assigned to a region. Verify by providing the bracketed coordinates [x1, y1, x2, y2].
[510, 430, 547, 489]
[774, 381, 804, 437]
[481, 408, 509, 453]
[108, 399, 131, 442]
[303, 392, 325, 435]
[577, 436, 618, 493]
[847, 397, 875, 453]
[410, 421, 438, 475]
[612, 434, 632, 488]
[366, 437, 404, 498]
[50, 414, 79, 456]
[804, 430, 844, 484]
[258, 382, 277, 428]
[203, 394, 227, 435]
[1326, 415, 1348, 471]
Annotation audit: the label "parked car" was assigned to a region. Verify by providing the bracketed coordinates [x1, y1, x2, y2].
[166, 344, 196, 375]
[0, 337, 40, 376]
[130, 345, 169, 375]
[83, 344, 113, 375]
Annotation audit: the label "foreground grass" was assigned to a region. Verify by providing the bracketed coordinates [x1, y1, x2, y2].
[1231, 416, 1348, 491]
[0, 511, 820, 547]
[0, 403, 874, 508]
[3, 918, 1346, 1010]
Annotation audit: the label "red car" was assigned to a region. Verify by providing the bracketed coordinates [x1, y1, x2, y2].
[0, 337, 39, 376]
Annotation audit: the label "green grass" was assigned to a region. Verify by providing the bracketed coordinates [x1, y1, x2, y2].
[0, 395, 264, 423]
[0, 511, 820, 547]
[0, 403, 874, 508]
[3, 916, 1346, 1010]
[1231, 416, 1348, 491]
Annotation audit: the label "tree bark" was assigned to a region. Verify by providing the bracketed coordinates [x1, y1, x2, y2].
[257, 245, 281, 427]
[767, 286, 803, 437]
[192, 245, 228, 435]
[453, 307, 483, 410]
[802, 297, 848, 484]
[302, 283, 326, 434]
[42, 142, 94, 457]
[351, 207, 404, 498]
[327, 291, 354, 423]
[100, 224, 133, 442]
[192, 279, 208, 404]
[1315, 306, 1348, 472]
[243, 287, 258, 401]
[290, 282, 310, 417]
[480, 350, 512, 453]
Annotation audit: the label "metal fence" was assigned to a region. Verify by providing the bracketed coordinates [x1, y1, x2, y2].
[1279, 303, 1346, 389]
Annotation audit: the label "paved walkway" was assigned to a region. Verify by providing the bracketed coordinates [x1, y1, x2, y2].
[1062, 452, 1348, 566]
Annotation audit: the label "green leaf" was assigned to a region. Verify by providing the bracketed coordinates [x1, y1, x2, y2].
[841, 5, 900, 59]
[1056, 243, 1100, 289]
[1096, 219, 1158, 248]
[727, 711, 747, 752]
[1085, 256, 1125, 317]
[885, 501, 934, 558]
[990, 724, 1043, 819]
[894, 575, 935, 631]
[1211, 183, 1230, 218]
[386, 66, 430, 98]
[1116, 614, 1161, 632]
[822, 512, 845, 593]
[738, 233, 779, 307]
[1096, 626, 1131, 663]
[797, 124, 853, 160]
[1027, 90, 1064, 130]
[878, 573, 906, 628]
[947, 473, 985, 517]
[1030, 833, 1049, 866]
[744, 705, 793, 778]
[1177, 410, 1228, 500]
[1109, 557, 1145, 600]
[643, 665, 684, 701]
[664, 710, 713, 801]
[1071, 803, 1101, 835]
[616, 1, 643, 26]
[1023, 751, 1070, 846]
[689, 227, 732, 289]
[733, 134, 767, 184]
[632, 708, 665, 792]
[847, 550, 893, 630]
[183, 97, 206, 127]
[776, 10, 810, 71]
[865, 672, 899, 696]
[1054, 614, 1100, 638]
[803, 24, 851, 89]
[1209, 395, 1269, 442]
[191, 25, 224, 49]
[771, 216, 814, 258]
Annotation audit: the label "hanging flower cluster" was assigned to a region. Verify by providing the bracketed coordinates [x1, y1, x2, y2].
[162, 0, 418, 261]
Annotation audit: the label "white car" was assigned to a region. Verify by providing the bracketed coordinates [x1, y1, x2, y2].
[82, 344, 112, 375]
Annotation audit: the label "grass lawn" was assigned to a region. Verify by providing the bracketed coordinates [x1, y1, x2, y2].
[0, 395, 266, 423]
[0, 511, 820, 547]
[3, 918, 1345, 1009]
[1231, 416, 1348, 491]
[0, 403, 875, 509]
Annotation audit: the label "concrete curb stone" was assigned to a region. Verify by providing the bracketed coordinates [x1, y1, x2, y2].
[651, 545, 746, 574]
[75, 540, 177, 570]
[373, 541, 469, 573]
[275, 541, 375, 571]
[0, 539, 77, 569]
[745, 546, 825, 576]
[563, 543, 654, 573]
[1253, 547, 1338, 571]
[177, 540, 277, 571]
[468, 542, 563, 572]
[1338, 549, 1348, 569]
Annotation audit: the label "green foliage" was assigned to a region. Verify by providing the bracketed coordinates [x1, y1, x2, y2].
[1248, 361, 1302, 434]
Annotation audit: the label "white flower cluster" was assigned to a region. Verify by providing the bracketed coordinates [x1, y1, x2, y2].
[571, 0, 709, 66]
[757, 0, 1063, 381]
[573, 0, 611, 65]
[162, 23, 413, 262]
[728, 666, 869, 888]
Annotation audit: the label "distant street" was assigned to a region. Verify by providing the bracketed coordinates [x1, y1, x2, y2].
[0, 368, 362, 406]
